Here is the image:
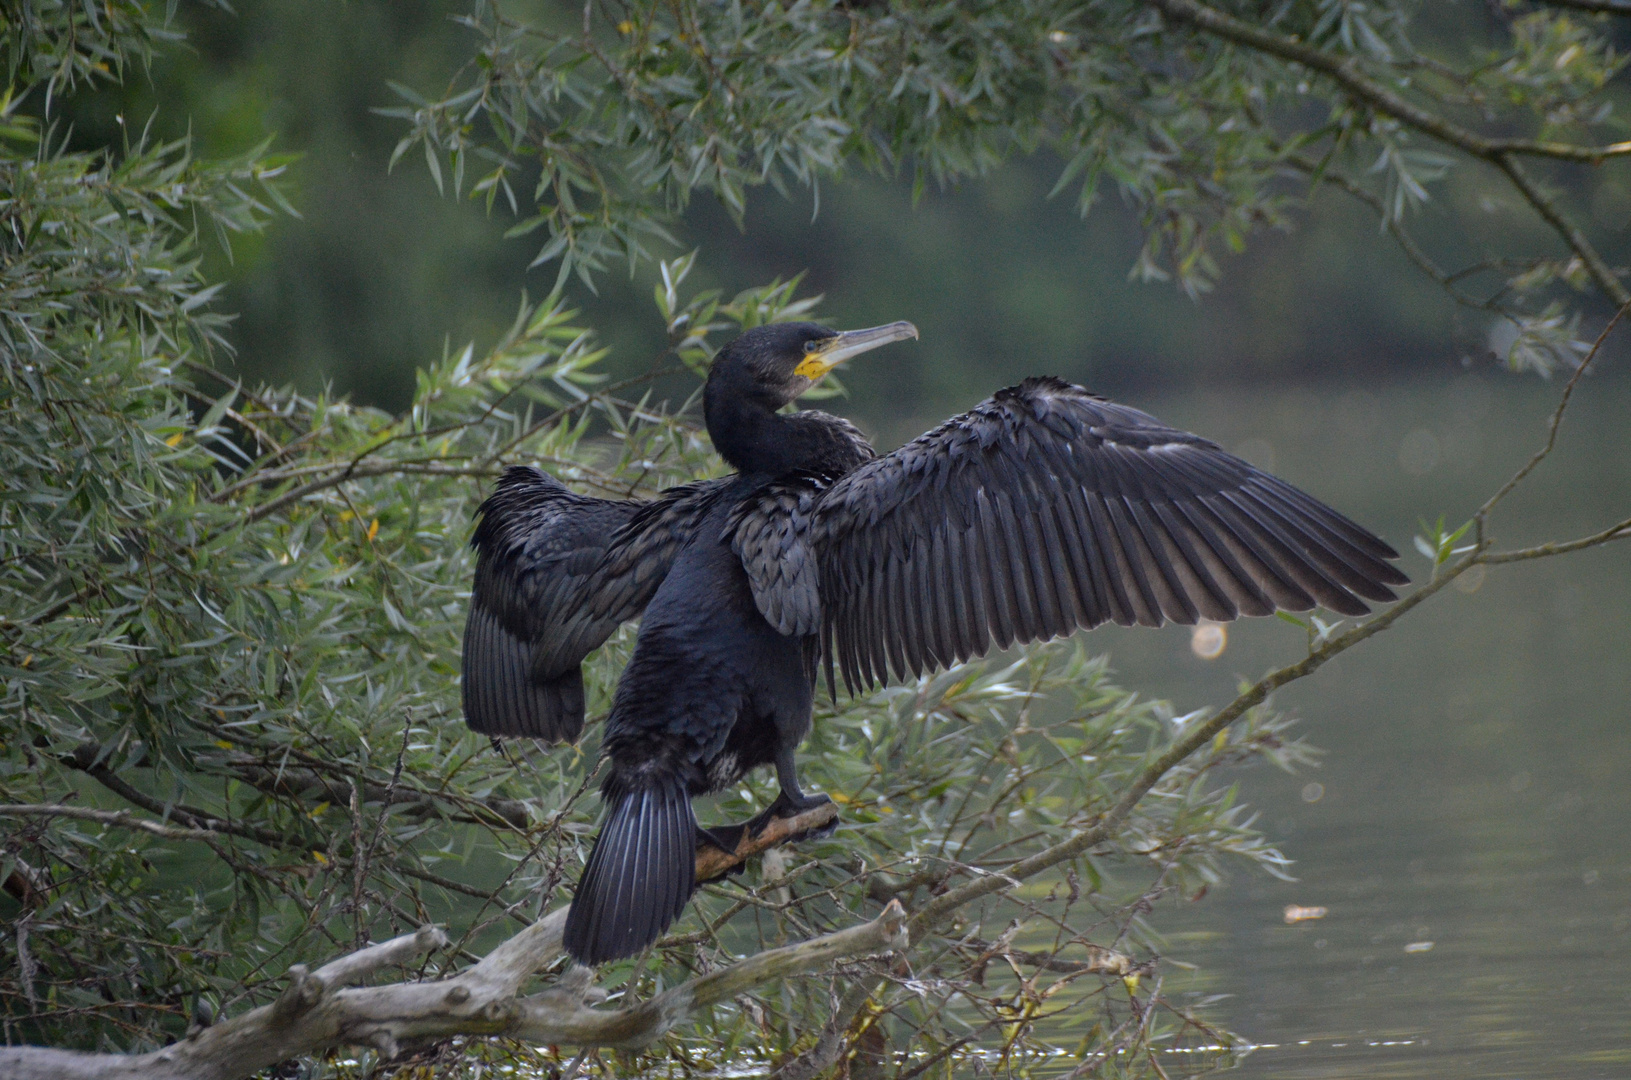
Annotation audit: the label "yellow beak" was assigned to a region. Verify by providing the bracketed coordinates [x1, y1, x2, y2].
[792, 321, 919, 381]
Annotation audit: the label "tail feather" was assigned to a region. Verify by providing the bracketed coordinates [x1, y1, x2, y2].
[563, 776, 695, 965]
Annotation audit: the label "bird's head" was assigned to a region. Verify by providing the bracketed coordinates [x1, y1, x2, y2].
[707, 320, 919, 409]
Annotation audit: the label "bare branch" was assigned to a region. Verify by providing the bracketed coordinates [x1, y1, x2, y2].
[1493, 154, 1628, 306]
[1482, 515, 1631, 564]
[220, 757, 533, 832]
[58, 744, 293, 849]
[1287, 154, 1506, 313]
[1152, 0, 1631, 161]
[0, 805, 231, 842]
[239, 462, 503, 524]
[0, 804, 879, 1080]
[960, 939, 1135, 976]
[1475, 296, 1631, 535]
[911, 545, 1474, 935]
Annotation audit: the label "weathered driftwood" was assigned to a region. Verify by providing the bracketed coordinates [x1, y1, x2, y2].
[0, 803, 898, 1080]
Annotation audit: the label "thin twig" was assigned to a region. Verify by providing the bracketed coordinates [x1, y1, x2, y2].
[1482, 515, 1631, 564]
[1474, 294, 1631, 540]
[0, 804, 233, 842]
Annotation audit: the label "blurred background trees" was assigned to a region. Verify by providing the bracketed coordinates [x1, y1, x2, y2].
[3, 1, 1629, 1077]
[59, 0, 1631, 419]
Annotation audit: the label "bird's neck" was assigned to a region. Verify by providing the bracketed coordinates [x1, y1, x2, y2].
[704, 384, 805, 475]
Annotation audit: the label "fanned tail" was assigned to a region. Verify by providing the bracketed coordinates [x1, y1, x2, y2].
[562, 773, 695, 965]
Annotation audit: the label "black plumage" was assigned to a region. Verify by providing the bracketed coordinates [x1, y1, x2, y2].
[463, 471, 730, 740]
[461, 321, 1409, 965]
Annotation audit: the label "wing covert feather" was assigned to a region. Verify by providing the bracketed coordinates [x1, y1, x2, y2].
[728, 475, 832, 638]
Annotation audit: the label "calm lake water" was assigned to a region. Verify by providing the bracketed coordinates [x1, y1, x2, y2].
[1045, 371, 1631, 1079]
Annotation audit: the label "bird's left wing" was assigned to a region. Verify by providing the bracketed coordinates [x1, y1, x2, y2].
[807, 377, 1409, 693]
[464, 466, 729, 741]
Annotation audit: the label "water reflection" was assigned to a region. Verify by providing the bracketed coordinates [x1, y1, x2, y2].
[1075, 373, 1630, 1080]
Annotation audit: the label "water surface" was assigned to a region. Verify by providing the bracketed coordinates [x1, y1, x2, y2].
[1061, 373, 1631, 1079]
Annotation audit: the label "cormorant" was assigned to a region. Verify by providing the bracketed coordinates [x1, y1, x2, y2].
[462, 321, 1408, 965]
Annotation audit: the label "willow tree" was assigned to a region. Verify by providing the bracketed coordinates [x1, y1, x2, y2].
[2, 3, 1629, 1079]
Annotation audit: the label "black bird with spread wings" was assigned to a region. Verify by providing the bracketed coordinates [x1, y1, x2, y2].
[462, 321, 1408, 965]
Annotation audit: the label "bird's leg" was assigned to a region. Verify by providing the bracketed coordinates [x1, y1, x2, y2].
[729, 744, 835, 841]
[772, 743, 831, 814]
[700, 746, 838, 873]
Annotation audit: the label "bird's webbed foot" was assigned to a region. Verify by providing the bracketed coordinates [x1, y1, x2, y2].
[694, 790, 839, 887]
[741, 787, 837, 843]
[696, 787, 834, 861]
[695, 752, 839, 885]
[694, 824, 752, 887]
[756, 746, 837, 840]
[697, 823, 748, 855]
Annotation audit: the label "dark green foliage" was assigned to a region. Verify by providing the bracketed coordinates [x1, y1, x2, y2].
[396, 0, 1630, 358]
[0, 192, 1304, 1069]
[0, 70, 1301, 1064]
[3, 2, 1625, 1076]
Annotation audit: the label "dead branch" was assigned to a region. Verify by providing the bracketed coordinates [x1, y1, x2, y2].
[0, 804, 883, 1080]
[960, 939, 1135, 977]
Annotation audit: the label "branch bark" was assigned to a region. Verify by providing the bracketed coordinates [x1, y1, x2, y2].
[0, 803, 880, 1080]
[1151, 0, 1631, 305]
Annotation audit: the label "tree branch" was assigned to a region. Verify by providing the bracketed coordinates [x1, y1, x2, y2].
[58, 744, 293, 849]
[239, 462, 504, 525]
[1482, 515, 1631, 563]
[1151, 0, 1631, 304]
[219, 758, 533, 832]
[1475, 295, 1631, 536]
[0, 804, 881, 1080]
[0, 805, 233, 842]
[1493, 153, 1628, 305]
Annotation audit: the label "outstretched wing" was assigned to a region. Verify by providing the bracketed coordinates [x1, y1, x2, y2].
[808, 377, 1409, 692]
[463, 466, 728, 740]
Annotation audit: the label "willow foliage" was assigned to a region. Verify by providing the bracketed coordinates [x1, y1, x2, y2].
[0, 177, 1305, 1066]
[0, 11, 1310, 1076]
[11, 1, 1616, 1077]
[394, 0, 1631, 372]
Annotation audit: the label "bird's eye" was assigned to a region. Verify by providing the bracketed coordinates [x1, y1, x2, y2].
[803, 341, 821, 354]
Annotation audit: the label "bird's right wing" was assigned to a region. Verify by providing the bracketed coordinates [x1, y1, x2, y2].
[463, 466, 729, 741]
[808, 378, 1409, 694]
